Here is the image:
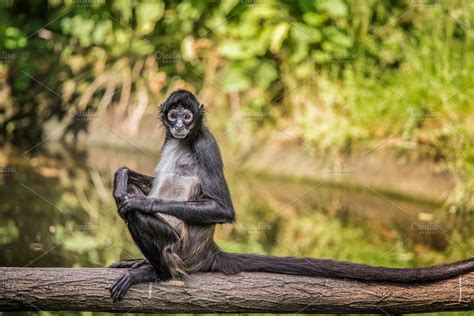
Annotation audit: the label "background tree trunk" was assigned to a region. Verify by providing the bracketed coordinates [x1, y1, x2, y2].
[0, 267, 472, 313]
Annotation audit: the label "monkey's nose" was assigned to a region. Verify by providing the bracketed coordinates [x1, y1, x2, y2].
[176, 125, 184, 131]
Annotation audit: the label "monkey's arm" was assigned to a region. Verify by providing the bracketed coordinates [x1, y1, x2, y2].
[123, 198, 234, 225]
[113, 167, 154, 218]
[115, 164, 235, 225]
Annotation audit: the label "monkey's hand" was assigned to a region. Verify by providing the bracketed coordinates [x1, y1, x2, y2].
[119, 197, 148, 218]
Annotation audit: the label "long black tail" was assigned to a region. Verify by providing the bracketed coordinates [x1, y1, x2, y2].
[222, 253, 474, 282]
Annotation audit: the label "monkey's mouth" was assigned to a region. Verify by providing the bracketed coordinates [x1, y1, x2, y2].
[171, 130, 188, 139]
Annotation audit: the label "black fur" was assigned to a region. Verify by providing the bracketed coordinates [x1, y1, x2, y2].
[109, 90, 474, 302]
[227, 253, 474, 283]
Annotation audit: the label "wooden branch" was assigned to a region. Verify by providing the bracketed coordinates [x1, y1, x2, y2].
[0, 267, 472, 313]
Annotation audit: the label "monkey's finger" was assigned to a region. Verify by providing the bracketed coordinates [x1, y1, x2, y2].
[117, 284, 130, 301]
[114, 279, 131, 302]
[131, 259, 147, 269]
[112, 274, 131, 295]
[111, 277, 127, 302]
[109, 259, 141, 268]
[110, 273, 128, 293]
[111, 280, 125, 295]
[110, 275, 124, 292]
[112, 288, 123, 302]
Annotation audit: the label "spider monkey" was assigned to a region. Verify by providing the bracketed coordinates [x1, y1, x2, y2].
[109, 89, 474, 302]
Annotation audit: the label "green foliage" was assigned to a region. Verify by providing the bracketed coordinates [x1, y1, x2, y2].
[0, 220, 19, 245]
[0, 0, 472, 211]
[1, 26, 27, 49]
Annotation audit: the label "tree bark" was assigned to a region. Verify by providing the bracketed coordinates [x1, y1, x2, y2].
[0, 267, 472, 313]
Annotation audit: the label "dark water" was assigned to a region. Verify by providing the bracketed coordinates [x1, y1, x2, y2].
[0, 144, 472, 315]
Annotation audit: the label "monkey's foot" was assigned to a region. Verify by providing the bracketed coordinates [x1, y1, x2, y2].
[110, 271, 133, 302]
[109, 259, 147, 269]
[110, 264, 158, 302]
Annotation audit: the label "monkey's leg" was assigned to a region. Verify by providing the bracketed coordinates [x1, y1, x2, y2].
[109, 259, 147, 269]
[110, 168, 151, 269]
[125, 210, 185, 278]
[113, 167, 129, 214]
[113, 167, 153, 202]
[110, 211, 185, 301]
[110, 263, 158, 302]
[110, 210, 188, 301]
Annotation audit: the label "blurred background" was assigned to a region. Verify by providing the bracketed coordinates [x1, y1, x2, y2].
[0, 0, 473, 314]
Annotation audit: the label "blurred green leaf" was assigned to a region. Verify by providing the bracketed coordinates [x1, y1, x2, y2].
[270, 22, 290, 53]
[303, 12, 329, 26]
[136, 2, 165, 35]
[218, 41, 252, 60]
[113, 0, 132, 22]
[255, 62, 278, 88]
[222, 66, 251, 92]
[0, 220, 19, 245]
[92, 20, 111, 44]
[64, 233, 99, 254]
[291, 23, 322, 44]
[318, 0, 348, 18]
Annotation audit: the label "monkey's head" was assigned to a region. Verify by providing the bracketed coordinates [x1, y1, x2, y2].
[160, 90, 204, 139]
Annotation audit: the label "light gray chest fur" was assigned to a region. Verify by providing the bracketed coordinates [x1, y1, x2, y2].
[148, 139, 199, 201]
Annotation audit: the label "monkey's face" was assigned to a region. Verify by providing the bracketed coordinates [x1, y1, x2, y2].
[164, 105, 195, 139]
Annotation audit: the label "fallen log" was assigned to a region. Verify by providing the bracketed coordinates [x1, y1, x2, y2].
[0, 267, 472, 313]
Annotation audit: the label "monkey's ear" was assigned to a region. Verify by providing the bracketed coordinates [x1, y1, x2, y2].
[199, 103, 204, 110]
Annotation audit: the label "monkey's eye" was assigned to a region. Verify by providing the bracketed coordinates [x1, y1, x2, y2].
[167, 111, 177, 122]
[184, 112, 193, 123]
